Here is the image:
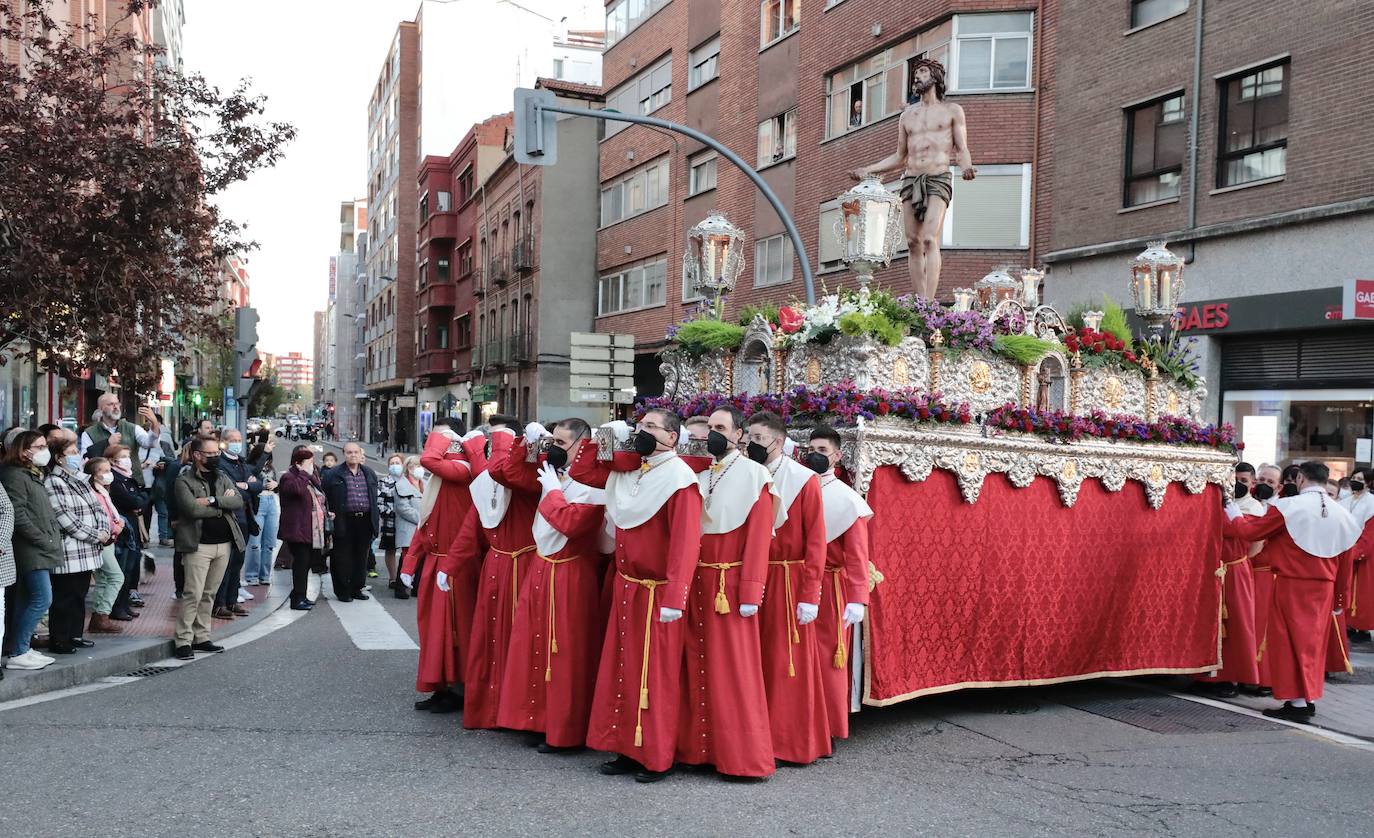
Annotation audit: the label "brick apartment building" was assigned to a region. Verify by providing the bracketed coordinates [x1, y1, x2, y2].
[595, 0, 1056, 397]
[1041, 0, 1374, 475]
[415, 114, 512, 428]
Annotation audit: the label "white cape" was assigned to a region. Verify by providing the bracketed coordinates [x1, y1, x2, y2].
[698, 451, 777, 535]
[604, 451, 700, 531]
[532, 475, 605, 556]
[820, 474, 873, 544]
[1271, 487, 1362, 558]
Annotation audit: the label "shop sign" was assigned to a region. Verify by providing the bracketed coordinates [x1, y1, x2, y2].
[1343, 278, 1374, 320]
[1173, 303, 1229, 331]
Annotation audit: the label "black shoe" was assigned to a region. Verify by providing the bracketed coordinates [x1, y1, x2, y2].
[48, 644, 77, 654]
[1353, 630, 1373, 644]
[174, 646, 194, 660]
[71, 638, 95, 649]
[428, 691, 462, 714]
[414, 692, 444, 711]
[634, 768, 672, 784]
[109, 609, 135, 622]
[1213, 682, 1239, 698]
[1238, 684, 1266, 697]
[335, 596, 353, 603]
[599, 755, 641, 776]
[191, 641, 225, 653]
[536, 742, 585, 754]
[1262, 702, 1316, 723]
[290, 600, 313, 611]
[352, 592, 370, 601]
[394, 586, 410, 600]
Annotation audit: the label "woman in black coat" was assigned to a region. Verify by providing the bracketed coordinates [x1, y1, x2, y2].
[106, 444, 150, 619]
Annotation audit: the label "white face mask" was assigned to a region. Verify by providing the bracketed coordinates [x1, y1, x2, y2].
[115, 457, 133, 471]
[31, 448, 51, 468]
[299, 460, 313, 473]
[410, 466, 426, 480]
[98, 471, 115, 486]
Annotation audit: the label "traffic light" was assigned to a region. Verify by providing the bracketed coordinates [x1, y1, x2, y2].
[233, 306, 260, 384]
[513, 87, 557, 166]
[192, 390, 202, 407]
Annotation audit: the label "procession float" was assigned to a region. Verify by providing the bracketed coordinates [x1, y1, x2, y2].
[601, 179, 1236, 708]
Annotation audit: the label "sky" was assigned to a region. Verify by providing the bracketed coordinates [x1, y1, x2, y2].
[182, 0, 603, 358]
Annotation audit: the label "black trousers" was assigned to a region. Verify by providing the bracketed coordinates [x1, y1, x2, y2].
[214, 543, 245, 608]
[283, 541, 317, 604]
[331, 515, 372, 599]
[49, 570, 93, 645]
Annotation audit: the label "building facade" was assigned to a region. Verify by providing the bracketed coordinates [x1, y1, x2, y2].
[594, 0, 1055, 397]
[1041, 0, 1374, 476]
[271, 351, 314, 392]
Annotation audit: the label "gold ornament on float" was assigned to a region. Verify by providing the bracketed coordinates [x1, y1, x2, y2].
[805, 356, 822, 385]
[969, 361, 993, 394]
[1103, 376, 1124, 410]
[892, 356, 910, 386]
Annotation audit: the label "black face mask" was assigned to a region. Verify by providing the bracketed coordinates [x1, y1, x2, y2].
[203, 455, 221, 471]
[1252, 483, 1275, 501]
[544, 444, 569, 471]
[1351, 480, 1366, 494]
[1233, 481, 1249, 499]
[632, 430, 659, 457]
[746, 441, 770, 464]
[1280, 483, 1299, 498]
[706, 431, 731, 459]
[803, 452, 830, 475]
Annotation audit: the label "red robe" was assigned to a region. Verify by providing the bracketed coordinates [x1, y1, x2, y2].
[496, 441, 608, 746]
[1251, 549, 1275, 687]
[817, 517, 871, 739]
[571, 446, 702, 774]
[760, 471, 830, 764]
[454, 431, 539, 730]
[1224, 507, 1354, 701]
[677, 484, 775, 778]
[403, 432, 485, 692]
[1348, 515, 1374, 631]
[1326, 610, 1352, 674]
[1198, 534, 1259, 685]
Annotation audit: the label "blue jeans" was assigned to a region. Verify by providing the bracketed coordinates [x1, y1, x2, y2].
[244, 492, 281, 583]
[12, 569, 53, 656]
[155, 494, 172, 541]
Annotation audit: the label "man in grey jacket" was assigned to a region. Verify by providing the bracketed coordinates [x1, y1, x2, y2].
[173, 437, 245, 660]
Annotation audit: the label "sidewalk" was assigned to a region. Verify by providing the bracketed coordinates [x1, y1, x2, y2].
[0, 543, 290, 702]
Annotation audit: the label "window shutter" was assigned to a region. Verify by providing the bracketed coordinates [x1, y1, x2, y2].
[950, 171, 1023, 248]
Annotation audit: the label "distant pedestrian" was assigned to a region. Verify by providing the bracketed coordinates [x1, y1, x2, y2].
[173, 437, 245, 660]
[321, 442, 379, 602]
[106, 445, 150, 620]
[277, 446, 324, 611]
[83, 457, 126, 635]
[43, 431, 110, 654]
[379, 453, 421, 598]
[0, 430, 62, 670]
[394, 423, 407, 453]
[78, 394, 161, 490]
[213, 428, 262, 619]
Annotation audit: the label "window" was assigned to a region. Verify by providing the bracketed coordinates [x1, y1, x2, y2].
[1218, 61, 1287, 188]
[951, 13, 1033, 92]
[1130, 0, 1188, 29]
[754, 235, 794, 288]
[437, 257, 451, 282]
[437, 191, 452, 212]
[824, 23, 950, 138]
[419, 193, 429, 220]
[756, 110, 797, 167]
[1124, 94, 1185, 207]
[598, 258, 668, 315]
[457, 242, 473, 276]
[438, 324, 450, 349]
[689, 36, 720, 90]
[458, 167, 474, 203]
[600, 157, 670, 227]
[552, 58, 564, 78]
[688, 151, 717, 195]
[604, 55, 672, 138]
[760, 0, 799, 47]
[456, 315, 471, 348]
[605, 0, 671, 48]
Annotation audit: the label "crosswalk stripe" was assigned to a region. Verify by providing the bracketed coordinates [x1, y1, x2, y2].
[325, 587, 418, 650]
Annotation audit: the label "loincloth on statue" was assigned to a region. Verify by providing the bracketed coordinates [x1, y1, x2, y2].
[899, 171, 953, 222]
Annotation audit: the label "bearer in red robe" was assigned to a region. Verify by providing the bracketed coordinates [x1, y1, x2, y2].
[746, 410, 830, 764]
[1342, 468, 1374, 643]
[675, 406, 776, 780]
[1197, 479, 1262, 695]
[496, 418, 610, 751]
[807, 425, 873, 741]
[451, 415, 540, 730]
[402, 420, 486, 713]
[1223, 460, 1360, 723]
[570, 410, 702, 783]
[1247, 464, 1282, 692]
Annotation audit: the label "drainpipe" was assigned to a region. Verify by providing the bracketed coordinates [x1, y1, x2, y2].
[1028, 1, 1045, 267]
[1183, 0, 1206, 264]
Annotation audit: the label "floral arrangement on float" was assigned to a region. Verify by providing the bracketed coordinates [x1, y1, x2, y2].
[637, 381, 974, 428]
[984, 403, 1240, 453]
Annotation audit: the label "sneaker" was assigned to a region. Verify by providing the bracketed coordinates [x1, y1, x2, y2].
[367, 570, 379, 578]
[7, 650, 54, 670]
[361, 585, 372, 592]
[240, 589, 255, 601]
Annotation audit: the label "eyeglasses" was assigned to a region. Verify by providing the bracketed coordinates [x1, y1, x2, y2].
[638, 422, 665, 433]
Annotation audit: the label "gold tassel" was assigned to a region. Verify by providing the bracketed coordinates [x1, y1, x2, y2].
[634, 725, 643, 747]
[834, 645, 847, 669]
[715, 590, 730, 615]
[544, 666, 552, 682]
[551, 638, 559, 654]
[788, 661, 795, 677]
[639, 687, 649, 710]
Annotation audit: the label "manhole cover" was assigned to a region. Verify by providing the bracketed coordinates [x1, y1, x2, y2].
[123, 666, 177, 678]
[1061, 693, 1284, 734]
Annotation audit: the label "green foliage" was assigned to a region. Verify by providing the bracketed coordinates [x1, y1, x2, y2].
[737, 304, 779, 327]
[674, 319, 745, 358]
[868, 290, 916, 332]
[992, 334, 1056, 365]
[247, 371, 287, 418]
[1100, 300, 1132, 345]
[837, 311, 904, 346]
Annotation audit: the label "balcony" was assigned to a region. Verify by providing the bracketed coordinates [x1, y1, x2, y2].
[472, 264, 486, 298]
[489, 255, 509, 288]
[416, 348, 455, 377]
[511, 236, 535, 273]
[419, 210, 457, 243]
[506, 332, 532, 365]
[417, 281, 455, 311]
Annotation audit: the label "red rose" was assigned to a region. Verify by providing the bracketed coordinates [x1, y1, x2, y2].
[778, 306, 804, 334]
[877, 401, 891, 415]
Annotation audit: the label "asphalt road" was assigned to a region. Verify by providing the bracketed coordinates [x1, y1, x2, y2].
[1, 446, 1370, 837]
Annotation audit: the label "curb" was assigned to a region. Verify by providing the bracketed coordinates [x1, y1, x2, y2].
[0, 572, 292, 703]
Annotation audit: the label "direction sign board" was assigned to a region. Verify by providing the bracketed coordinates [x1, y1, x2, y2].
[570, 333, 635, 403]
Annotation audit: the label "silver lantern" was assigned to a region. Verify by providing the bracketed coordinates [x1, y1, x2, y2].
[832, 176, 903, 289]
[683, 212, 746, 305]
[1130, 240, 1186, 340]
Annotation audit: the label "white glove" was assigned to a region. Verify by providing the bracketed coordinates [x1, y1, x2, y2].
[739, 603, 758, 618]
[536, 462, 563, 495]
[436, 571, 451, 592]
[491, 426, 516, 438]
[796, 602, 819, 625]
[399, 572, 414, 589]
[460, 429, 485, 443]
[843, 602, 866, 626]
[1223, 502, 1242, 521]
[659, 607, 683, 623]
[437, 426, 459, 441]
[782, 438, 797, 457]
[525, 422, 552, 444]
[1334, 608, 1344, 616]
[601, 420, 631, 442]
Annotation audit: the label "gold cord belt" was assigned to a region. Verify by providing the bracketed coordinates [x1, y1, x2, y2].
[1215, 555, 1248, 639]
[538, 553, 579, 682]
[769, 559, 804, 677]
[618, 570, 667, 748]
[493, 545, 536, 621]
[828, 567, 847, 669]
[698, 561, 744, 615]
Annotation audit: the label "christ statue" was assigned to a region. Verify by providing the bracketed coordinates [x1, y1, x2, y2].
[849, 59, 975, 300]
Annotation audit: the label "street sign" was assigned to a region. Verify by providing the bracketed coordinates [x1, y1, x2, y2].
[570, 333, 635, 404]
[513, 87, 558, 166]
[574, 390, 637, 405]
[472, 384, 498, 402]
[571, 375, 636, 391]
[569, 360, 634, 377]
